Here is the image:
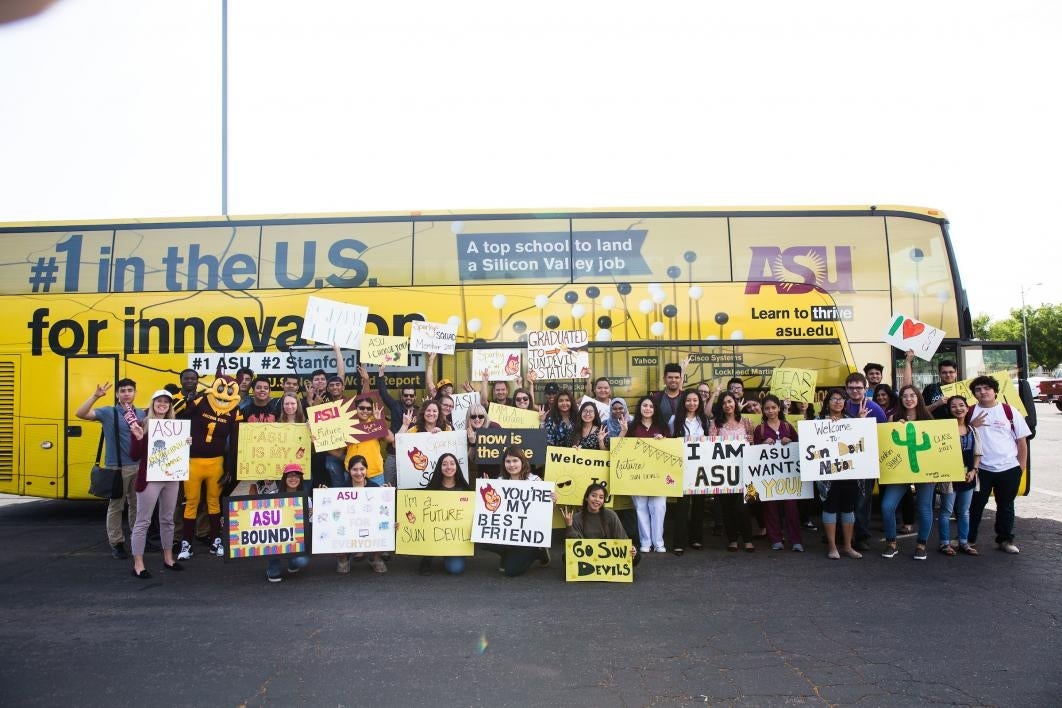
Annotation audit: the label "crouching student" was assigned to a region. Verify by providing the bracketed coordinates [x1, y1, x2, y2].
[256, 464, 310, 583]
[418, 453, 471, 577]
[562, 483, 640, 567]
[336, 455, 389, 575]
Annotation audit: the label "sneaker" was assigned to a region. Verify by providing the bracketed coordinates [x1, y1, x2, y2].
[803, 520, 818, 530]
[267, 574, 282, 583]
[999, 542, 1020, 554]
[177, 540, 193, 561]
[653, 545, 666, 553]
[881, 544, 898, 559]
[111, 542, 129, 560]
[212, 537, 224, 558]
[913, 545, 928, 560]
[640, 547, 651, 554]
[538, 548, 551, 567]
[771, 542, 784, 551]
[336, 556, 350, 574]
[286, 565, 301, 575]
[792, 544, 805, 553]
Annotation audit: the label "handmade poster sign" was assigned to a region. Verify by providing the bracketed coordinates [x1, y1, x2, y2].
[408, 320, 458, 355]
[145, 418, 191, 482]
[395, 490, 475, 556]
[472, 349, 522, 381]
[683, 436, 745, 495]
[349, 418, 389, 442]
[450, 391, 482, 431]
[565, 539, 634, 583]
[798, 417, 880, 481]
[609, 437, 683, 496]
[487, 402, 541, 429]
[396, 430, 469, 489]
[306, 398, 358, 452]
[741, 443, 812, 501]
[224, 494, 307, 559]
[883, 314, 945, 362]
[473, 428, 547, 466]
[941, 370, 1028, 417]
[877, 421, 966, 484]
[526, 329, 590, 379]
[311, 487, 395, 555]
[301, 296, 368, 349]
[471, 478, 554, 547]
[545, 446, 612, 508]
[360, 334, 409, 366]
[769, 368, 818, 404]
[236, 423, 311, 480]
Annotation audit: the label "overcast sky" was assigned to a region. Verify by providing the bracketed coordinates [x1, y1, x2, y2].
[1, 0, 1058, 320]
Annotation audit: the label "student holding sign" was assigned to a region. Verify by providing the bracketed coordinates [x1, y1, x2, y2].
[418, 453, 471, 576]
[561, 483, 638, 565]
[573, 401, 610, 450]
[487, 446, 552, 575]
[708, 392, 757, 552]
[335, 456, 389, 575]
[343, 398, 390, 487]
[815, 390, 863, 560]
[939, 396, 982, 556]
[668, 389, 710, 555]
[465, 403, 501, 479]
[256, 464, 311, 583]
[128, 390, 190, 578]
[753, 395, 804, 552]
[627, 396, 669, 554]
[880, 386, 938, 560]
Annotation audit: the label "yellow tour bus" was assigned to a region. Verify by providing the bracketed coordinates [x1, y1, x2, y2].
[0, 205, 1028, 499]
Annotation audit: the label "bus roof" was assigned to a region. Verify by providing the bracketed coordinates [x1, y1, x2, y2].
[0, 204, 947, 230]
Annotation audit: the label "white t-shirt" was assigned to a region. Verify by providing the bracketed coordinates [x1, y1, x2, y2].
[971, 403, 1030, 472]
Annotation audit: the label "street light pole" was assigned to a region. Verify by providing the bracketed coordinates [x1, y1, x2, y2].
[1020, 282, 1042, 375]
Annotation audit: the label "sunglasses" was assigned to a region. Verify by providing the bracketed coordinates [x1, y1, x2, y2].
[556, 479, 573, 488]
[470, 414, 485, 419]
[515, 396, 530, 402]
[356, 406, 373, 411]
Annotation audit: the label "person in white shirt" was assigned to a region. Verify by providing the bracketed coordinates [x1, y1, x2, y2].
[966, 375, 1031, 554]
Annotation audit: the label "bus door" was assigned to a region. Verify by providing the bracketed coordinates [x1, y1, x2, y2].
[64, 355, 119, 500]
[0, 355, 19, 495]
[955, 340, 1033, 495]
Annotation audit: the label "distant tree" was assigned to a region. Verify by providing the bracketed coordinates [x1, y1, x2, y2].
[974, 305, 1061, 370]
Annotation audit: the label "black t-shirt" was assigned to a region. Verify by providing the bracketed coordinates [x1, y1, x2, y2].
[241, 401, 277, 423]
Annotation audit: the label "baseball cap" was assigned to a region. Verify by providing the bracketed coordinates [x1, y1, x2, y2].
[282, 463, 304, 478]
[150, 389, 174, 402]
[544, 382, 560, 394]
[437, 378, 453, 388]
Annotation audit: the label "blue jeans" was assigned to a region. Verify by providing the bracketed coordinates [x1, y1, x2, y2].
[969, 466, 1022, 544]
[880, 483, 935, 544]
[442, 557, 466, 575]
[938, 487, 974, 544]
[266, 554, 309, 579]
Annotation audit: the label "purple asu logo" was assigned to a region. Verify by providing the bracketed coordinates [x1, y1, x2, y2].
[744, 246, 854, 294]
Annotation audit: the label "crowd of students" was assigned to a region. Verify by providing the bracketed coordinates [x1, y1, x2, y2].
[77, 346, 1033, 582]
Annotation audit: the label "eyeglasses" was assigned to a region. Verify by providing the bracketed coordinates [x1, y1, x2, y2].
[470, 414, 485, 419]
[829, 398, 845, 404]
[846, 385, 865, 391]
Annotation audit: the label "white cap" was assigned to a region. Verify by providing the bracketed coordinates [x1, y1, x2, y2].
[150, 389, 174, 402]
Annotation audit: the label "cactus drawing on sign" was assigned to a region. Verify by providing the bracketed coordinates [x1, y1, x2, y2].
[892, 422, 931, 473]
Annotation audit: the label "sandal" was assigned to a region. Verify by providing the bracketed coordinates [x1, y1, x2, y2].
[959, 544, 980, 556]
[938, 544, 956, 556]
[370, 559, 387, 574]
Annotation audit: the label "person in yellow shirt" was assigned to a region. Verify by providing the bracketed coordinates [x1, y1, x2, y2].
[343, 397, 391, 487]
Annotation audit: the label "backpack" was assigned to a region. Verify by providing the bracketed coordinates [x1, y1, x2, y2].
[966, 403, 1014, 432]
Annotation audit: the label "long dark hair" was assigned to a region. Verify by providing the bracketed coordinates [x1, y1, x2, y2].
[711, 391, 742, 428]
[633, 395, 666, 432]
[425, 452, 469, 491]
[818, 388, 848, 419]
[672, 389, 709, 438]
[500, 445, 530, 480]
[546, 389, 578, 427]
[892, 385, 933, 422]
[760, 394, 786, 422]
[577, 400, 602, 433]
[872, 384, 898, 415]
[580, 482, 608, 516]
